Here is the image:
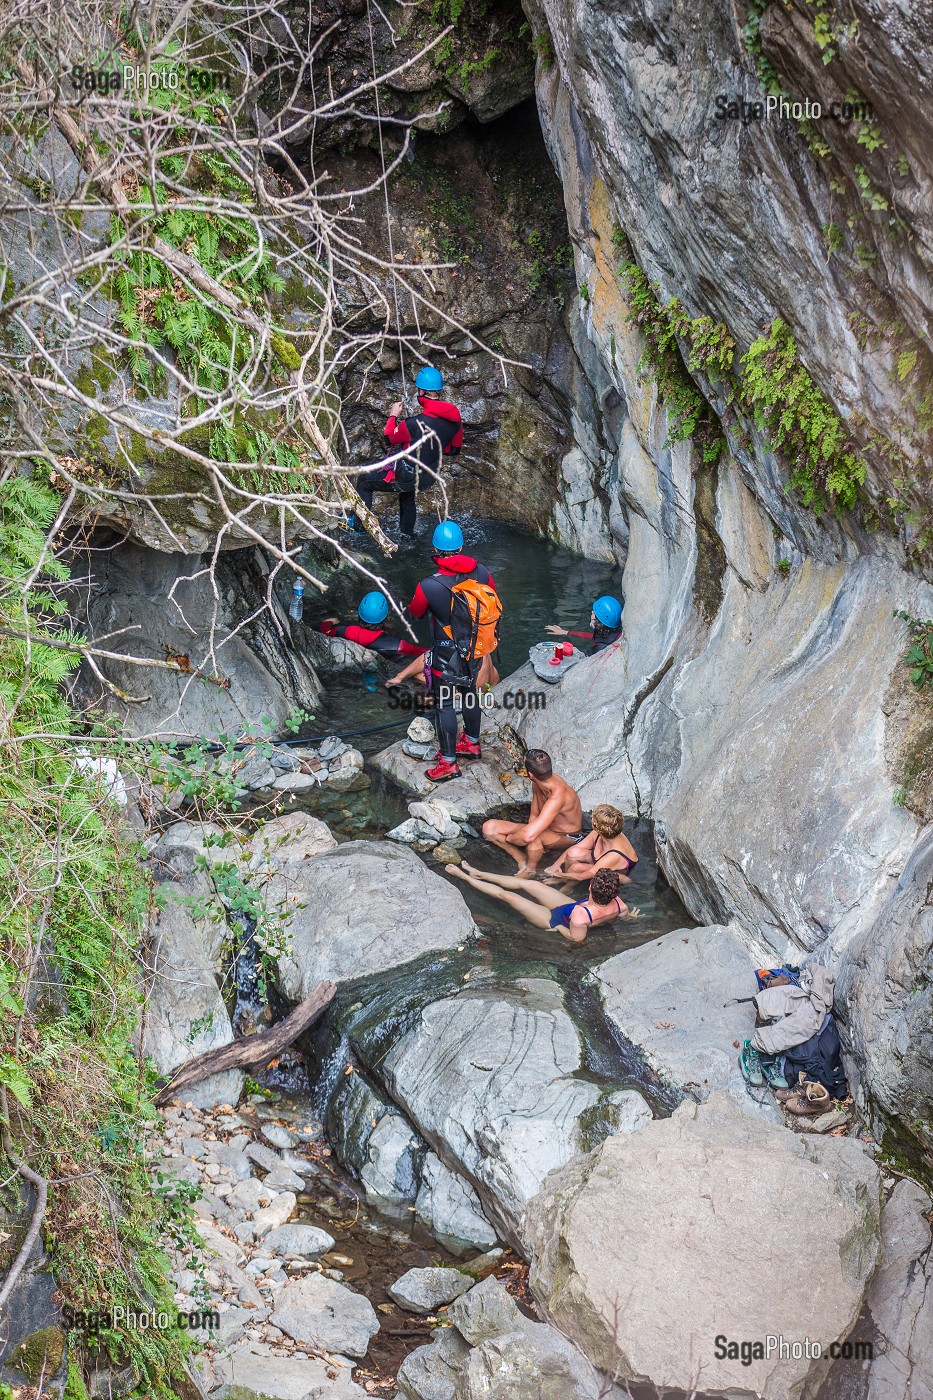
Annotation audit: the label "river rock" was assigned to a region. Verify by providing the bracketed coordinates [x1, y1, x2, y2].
[140, 889, 243, 1109]
[261, 1164, 304, 1192]
[317, 736, 348, 760]
[387, 1266, 473, 1314]
[415, 1155, 498, 1253]
[525, 1092, 882, 1399]
[262, 1224, 335, 1259]
[593, 922, 782, 1120]
[245, 1142, 281, 1173]
[408, 801, 461, 840]
[862, 1178, 933, 1399]
[271, 771, 319, 793]
[210, 1344, 358, 1400]
[269, 841, 476, 998]
[371, 726, 530, 815]
[248, 812, 337, 870]
[261, 1123, 297, 1149]
[395, 1324, 471, 1400]
[252, 1192, 296, 1237]
[380, 978, 651, 1244]
[269, 1273, 380, 1357]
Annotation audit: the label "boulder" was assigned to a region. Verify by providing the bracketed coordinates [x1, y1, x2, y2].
[593, 922, 782, 1119]
[251, 1193, 296, 1238]
[272, 771, 319, 793]
[525, 1092, 882, 1399]
[415, 1155, 498, 1254]
[381, 978, 652, 1244]
[270, 1273, 380, 1357]
[140, 890, 243, 1109]
[398, 1278, 622, 1400]
[862, 1178, 933, 1400]
[387, 1266, 473, 1314]
[262, 1224, 335, 1258]
[269, 842, 477, 998]
[210, 1345, 357, 1399]
[248, 812, 337, 870]
[371, 726, 530, 816]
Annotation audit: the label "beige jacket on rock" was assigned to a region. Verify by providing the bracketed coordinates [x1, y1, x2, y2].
[750, 964, 835, 1056]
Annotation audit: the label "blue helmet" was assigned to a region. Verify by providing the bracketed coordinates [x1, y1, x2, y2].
[416, 365, 444, 393]
[432, 520, 464, 553]
[358, 591, 389, 625]
[592, 595, 624, 629]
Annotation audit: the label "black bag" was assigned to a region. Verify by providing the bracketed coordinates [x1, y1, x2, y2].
[393, 414, 461, 493]
[782, 1014, 848, 1100]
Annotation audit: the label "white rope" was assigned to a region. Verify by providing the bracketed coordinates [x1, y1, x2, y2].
[365, 0, 408, 399]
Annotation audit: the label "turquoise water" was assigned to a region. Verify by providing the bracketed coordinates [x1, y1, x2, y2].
[303, 513, 625, 684]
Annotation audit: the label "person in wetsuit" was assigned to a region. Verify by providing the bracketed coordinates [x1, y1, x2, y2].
[546, 594, 624, 654]
[318, 591, 427, 664]
[543, 804, 639, 884]
[354, 366, 463, 536]
[407, 519, 496, 783]
[445, 863, 637, 945]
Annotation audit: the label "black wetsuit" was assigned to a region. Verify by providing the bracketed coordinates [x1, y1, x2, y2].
[408, 553, 495, 760]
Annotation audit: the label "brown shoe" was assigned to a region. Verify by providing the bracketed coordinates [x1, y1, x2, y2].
[775, 1072, 808, 1103]
[783, 1080, 830, 1116]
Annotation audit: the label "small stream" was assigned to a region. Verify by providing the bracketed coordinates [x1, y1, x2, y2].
[231, 519, 694, 1383]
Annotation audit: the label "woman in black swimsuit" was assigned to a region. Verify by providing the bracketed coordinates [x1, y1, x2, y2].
[543, 805, 638, 884]
[445, 863, 637, 945]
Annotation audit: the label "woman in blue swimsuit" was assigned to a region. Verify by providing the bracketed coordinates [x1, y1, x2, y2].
[445, 863, 637, 945]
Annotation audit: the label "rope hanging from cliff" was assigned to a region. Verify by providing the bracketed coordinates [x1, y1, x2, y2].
[366, 0, 408, 393]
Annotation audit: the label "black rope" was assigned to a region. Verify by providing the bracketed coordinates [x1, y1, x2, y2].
[197, 717, 410, 755]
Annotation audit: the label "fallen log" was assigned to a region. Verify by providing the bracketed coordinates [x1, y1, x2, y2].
[154, 981, 336, 1106]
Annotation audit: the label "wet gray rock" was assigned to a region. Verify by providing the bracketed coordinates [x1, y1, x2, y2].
[140, 888, 243, 1109]
[78, 543, 321, 740]
[525, 1093, 882, 1399]
[387, 1266, 473, 1315]
[269, 1273, 380, 1357]
[381, 979, 652, 1245]
[272, 771, 319, 793]
[262, 1224, 335, 1259]
[261, 1123, 297, 1150]
[371, 733, 530, 815]
[415, 1155, 498, 1255]
[270, 841, 476, 999]
[594, 922, 782, 1121]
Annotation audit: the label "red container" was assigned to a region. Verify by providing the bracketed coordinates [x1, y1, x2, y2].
[561, 641, 574, 656]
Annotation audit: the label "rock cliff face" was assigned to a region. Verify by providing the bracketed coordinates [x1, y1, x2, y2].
[485, 0, 933, 1173]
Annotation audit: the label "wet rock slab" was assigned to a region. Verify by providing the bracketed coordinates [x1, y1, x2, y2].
[592, 922, 782, 1121]
[371, 727, 529, 817]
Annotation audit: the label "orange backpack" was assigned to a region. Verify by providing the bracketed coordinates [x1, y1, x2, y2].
[439, 577, 502, 663]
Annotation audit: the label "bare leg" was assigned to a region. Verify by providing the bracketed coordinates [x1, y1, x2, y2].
[445, 866, 553, 929]
[482, 819, 535, 874]
[459, 862, 566, 909]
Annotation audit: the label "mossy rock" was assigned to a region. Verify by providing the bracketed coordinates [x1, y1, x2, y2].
[6, 1324, 65, 1381]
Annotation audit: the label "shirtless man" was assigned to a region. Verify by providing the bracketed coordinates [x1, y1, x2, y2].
[482, 748, 583, 877]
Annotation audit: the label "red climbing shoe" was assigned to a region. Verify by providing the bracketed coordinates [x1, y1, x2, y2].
[455, 735, 482, 760]
[426, 756, 461, 783]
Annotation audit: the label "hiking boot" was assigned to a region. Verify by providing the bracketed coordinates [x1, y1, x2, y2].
[739, 1039, 765, 1088]
[783, 1080, 830, 1116]
[455, 734, 482, 760]
[775, 1072, 808, 1103]
[761, 1059, 789, 1091]
[426, 756, 461, 783]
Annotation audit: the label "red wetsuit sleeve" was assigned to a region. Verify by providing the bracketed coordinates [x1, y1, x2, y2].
[408, 583, 430, 618]
[320, 620, 339, 637]
[385, 416, 412, 447]
[568, 629, 594, 639]
[342, 623, 383, 646]
[398, 640, 428, 656]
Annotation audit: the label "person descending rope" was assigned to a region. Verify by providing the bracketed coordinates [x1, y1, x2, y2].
[352, 367, 463, 537]
[407, 519, 501, 782]
[546, 594, 624, 654]
[317, 591, 428, 664]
